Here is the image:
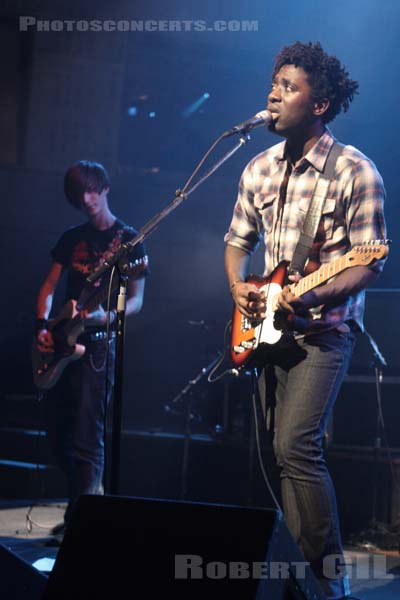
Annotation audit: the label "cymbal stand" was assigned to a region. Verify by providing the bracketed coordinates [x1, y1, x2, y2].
[164, 353, 222, 500]
[364, 329, 387, 527]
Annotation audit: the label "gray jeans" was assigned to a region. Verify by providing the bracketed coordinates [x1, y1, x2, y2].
[258, 328, 355, 599]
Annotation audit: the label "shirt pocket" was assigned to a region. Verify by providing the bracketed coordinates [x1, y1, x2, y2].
[253, 193, 276, 233]
[320, 198, 336, 239]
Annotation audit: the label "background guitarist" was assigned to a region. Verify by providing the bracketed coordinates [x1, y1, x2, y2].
[225, 42, 387, 600]
[35, 160, 148, 537]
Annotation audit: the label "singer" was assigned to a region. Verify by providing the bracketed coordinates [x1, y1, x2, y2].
[225, 42, 387, 600]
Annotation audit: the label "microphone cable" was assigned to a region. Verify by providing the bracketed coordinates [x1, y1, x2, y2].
[250, 368, 283, 515]
[179, 132, 228, 197]
[207, 319, 240, 383]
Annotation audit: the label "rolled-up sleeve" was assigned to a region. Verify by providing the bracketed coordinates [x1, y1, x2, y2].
[345, 157, 387, 273]
[224, 161, 263, 255]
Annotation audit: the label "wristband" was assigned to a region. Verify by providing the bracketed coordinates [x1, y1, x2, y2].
[35, 318, 48, 333]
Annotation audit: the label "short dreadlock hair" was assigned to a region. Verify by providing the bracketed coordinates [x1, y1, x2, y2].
[272, 41, 359, 124]
[64, 160, 110, 210]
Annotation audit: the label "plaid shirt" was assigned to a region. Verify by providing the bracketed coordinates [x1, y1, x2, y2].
[225, 129, 387, 332]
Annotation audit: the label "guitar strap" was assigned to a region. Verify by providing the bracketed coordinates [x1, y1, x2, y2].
[288, 141, 344, 276]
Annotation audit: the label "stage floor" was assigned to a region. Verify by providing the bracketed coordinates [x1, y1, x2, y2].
[1, 498, 400, 599]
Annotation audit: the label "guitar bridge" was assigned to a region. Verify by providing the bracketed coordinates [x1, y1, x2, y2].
[241, 316, 255, 332]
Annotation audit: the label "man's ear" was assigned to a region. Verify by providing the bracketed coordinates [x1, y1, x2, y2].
[313, 98, 329, 118]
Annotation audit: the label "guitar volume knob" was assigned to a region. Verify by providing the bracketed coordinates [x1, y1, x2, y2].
[233, 345, 246, 354]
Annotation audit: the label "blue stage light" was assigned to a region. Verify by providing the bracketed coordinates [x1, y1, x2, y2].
[182, 92, 211, 118]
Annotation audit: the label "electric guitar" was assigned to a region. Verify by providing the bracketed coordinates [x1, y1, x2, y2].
[32, 256, 148, 390]
[230, 241, 389, 370]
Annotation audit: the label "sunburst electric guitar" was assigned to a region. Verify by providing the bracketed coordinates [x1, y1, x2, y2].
[32, 256, 148, 391]
[230, 241, 389, 370]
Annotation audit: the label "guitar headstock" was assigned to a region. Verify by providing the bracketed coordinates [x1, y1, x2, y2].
[348, 240, 390, 266]
[126, 255, 149, 276]
[77, 255, 149, 311]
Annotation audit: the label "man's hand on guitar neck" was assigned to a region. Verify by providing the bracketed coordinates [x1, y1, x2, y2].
[274, 274, 312, 318]
[78, 305, 112, 327]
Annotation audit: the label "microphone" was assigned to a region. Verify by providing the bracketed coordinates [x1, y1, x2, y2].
[224, 110, 271, 137]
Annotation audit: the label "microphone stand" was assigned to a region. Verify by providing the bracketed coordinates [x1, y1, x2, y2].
[86, 130, 252, 495]
[108, 261, 129, 494]
[364, 329, 387, 529]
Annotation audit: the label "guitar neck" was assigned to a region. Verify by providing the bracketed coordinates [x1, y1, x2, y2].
[292, 253, 352, 297]
[65, 282, 110, 333]
[62, 280, 114, 336]
[82, 283, 114, 314]
[66, 256, 148, 332]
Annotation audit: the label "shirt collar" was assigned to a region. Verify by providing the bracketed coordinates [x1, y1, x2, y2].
[275, 128, 336, 173]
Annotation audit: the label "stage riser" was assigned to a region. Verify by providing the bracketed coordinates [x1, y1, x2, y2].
[118, 432, 400, 538]
[117, 431, 280, 508]
[0, 460, 67, 499]
[333, 378, 400, 447]
[0, 427, 50, 464]
[1, 425, 398, 539]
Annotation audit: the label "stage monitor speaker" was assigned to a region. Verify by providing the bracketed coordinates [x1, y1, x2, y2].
[0, 543, 47, 599]
[42, 494, 326, 600]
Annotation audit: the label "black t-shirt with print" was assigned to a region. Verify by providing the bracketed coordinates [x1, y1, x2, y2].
[51, 219, 148, 302]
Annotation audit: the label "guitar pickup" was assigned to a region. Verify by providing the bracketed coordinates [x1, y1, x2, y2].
[241, 317, 253, 332]
[241, 339, 256, 349]
[233, 339, 256, 354]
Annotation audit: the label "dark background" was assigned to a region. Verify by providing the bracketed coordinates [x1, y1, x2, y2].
[0, 0, 398, 448]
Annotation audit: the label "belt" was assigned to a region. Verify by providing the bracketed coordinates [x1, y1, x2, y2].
[79, 330, 116, 343]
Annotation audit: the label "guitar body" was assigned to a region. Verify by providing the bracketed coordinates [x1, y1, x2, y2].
[230, 261, 288, 369]
[229, 241, 390, 371]
[32, 256, 148, 391]
[32, 300, 86, 391]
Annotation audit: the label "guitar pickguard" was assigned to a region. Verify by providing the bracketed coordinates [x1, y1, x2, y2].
[256, 282, 283, 345]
